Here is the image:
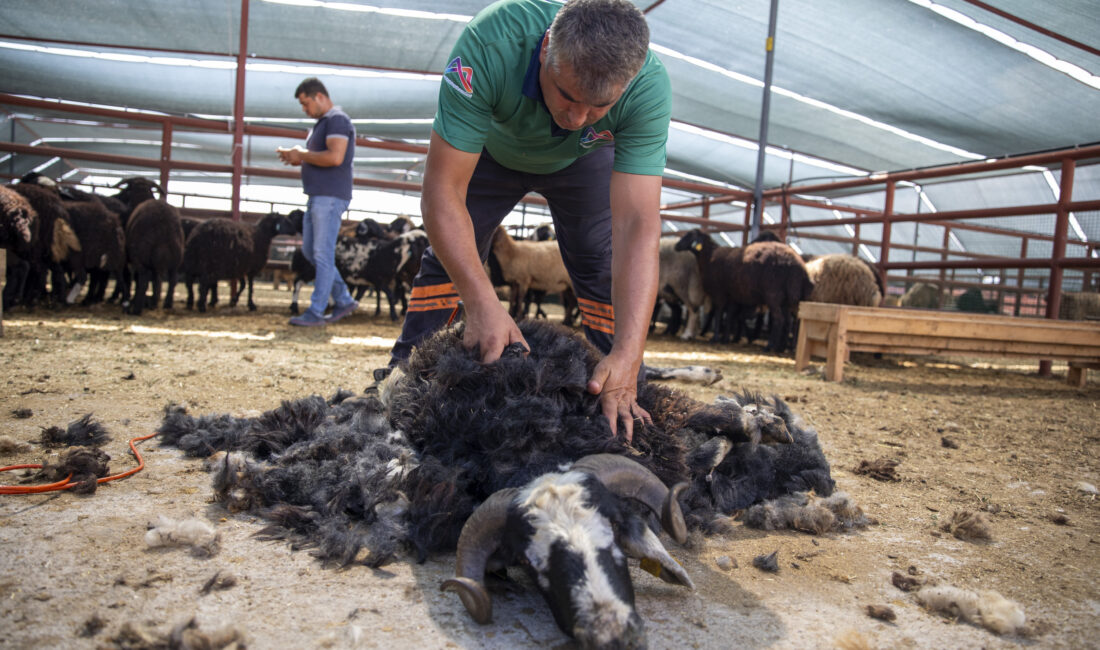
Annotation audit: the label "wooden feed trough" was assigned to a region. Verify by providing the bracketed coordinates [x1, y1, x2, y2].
[795, 301, 1100, 386]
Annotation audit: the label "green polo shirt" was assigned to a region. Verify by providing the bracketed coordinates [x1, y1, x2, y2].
[434, 0, 671, 176]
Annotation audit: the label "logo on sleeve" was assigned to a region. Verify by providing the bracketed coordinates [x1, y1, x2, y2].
[443, 56, 474, 98]
[579, 126, 614, 148]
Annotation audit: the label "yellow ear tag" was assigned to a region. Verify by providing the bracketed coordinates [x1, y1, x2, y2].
[640, 557, 662, 578]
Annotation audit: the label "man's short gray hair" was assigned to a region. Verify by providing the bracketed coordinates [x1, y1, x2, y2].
[546, 0, 650, 104]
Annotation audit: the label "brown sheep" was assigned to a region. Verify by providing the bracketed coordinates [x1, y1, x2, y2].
[1058, 291, 1100, 321]
[489, 226, 573, 320]
[805, 254, 882, 307]
[900, 282, 943, 309]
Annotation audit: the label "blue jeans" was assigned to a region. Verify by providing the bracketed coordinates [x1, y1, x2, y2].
[302, 195, 354, 318]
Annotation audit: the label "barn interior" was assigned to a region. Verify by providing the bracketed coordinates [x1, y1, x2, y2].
[1, 2, 1098, 649]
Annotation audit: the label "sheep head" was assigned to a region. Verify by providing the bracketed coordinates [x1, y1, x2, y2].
[673, 228, 712, 256]
[113, 177, 164, 208]
[442, 454, 691, 650]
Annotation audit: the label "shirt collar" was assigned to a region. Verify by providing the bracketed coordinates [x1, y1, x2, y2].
[522, 32, 572, 137]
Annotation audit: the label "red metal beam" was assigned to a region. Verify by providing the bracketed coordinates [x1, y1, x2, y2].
[0, 93, 429, 155]
[958, 0, 1100, 58]
[884, 257, 1100, 271]
[766, 143, 1100, 197]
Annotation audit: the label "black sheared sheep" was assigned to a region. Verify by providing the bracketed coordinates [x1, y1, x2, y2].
[161, 319, 836, 562]
[123, 198, 183, 314]
[182, 212, 295, 312]
[676, 229, 813, 352]
[18, 174, 138, 306]
[157, 319, 845, 647]
[62, 198, 128, 306]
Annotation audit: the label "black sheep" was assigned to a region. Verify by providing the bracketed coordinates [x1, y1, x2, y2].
[182, 212, 295, 312]
[124, 198, 184, 314]
[62, 199, 128, 306]
[676, 229, 813, 352]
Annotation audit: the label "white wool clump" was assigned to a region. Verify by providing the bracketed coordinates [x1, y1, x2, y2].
[916, 585, 1026, 635]
[145, 515, 220, 556]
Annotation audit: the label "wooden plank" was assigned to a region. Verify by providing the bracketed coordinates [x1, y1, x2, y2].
[795, 301, 1100, 382]
[846, 332, 1100, 360]
[840, 310, 1100, 346]
[844, 343, 1099, 362]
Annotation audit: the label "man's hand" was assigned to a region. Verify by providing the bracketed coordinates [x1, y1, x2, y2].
[587, 351, 650, 444]
[462, 300, 528, 364]
[276, 146, 305, 166]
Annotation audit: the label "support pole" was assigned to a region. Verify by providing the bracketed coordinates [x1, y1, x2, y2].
[1040, 158, 1075, 376]
[749, 0, 779, 242]
[230, 0, 250, 222]
[880, 180, 895, 295]
[159, 120, 173, 192]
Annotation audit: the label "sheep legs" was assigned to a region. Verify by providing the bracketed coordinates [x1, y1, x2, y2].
[161, 269, 178, 310]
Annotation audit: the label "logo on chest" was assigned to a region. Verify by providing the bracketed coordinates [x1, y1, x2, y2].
[443, 56, 474, 98]
[579, 127, 614, 149]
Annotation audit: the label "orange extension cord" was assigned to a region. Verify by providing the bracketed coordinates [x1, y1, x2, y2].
[0, 432, 157, 495]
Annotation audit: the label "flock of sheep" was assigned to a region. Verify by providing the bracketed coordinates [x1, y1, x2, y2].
[0, 174, 302, 316]
[11, 173, 1084, 348]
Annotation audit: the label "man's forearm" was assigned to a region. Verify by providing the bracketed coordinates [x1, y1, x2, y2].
[421, 194, 496, 310]
[609, 214, 660, 363]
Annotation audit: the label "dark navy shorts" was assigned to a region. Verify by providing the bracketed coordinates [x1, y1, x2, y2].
[389, 146, 616, 364]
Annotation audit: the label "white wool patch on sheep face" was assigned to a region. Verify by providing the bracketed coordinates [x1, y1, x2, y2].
[519, 472, 618, 584]
[517, 471, 635, 637]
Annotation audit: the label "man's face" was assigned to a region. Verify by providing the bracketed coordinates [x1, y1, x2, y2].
[297, 93, 326, 119]
[538, 40, 625, 132]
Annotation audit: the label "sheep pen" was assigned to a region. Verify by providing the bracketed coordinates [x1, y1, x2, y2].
[0, 285, 1097, 649]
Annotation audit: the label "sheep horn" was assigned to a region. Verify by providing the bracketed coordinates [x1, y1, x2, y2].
[570, 454, 688, 545]
[440, 487, 518, 624]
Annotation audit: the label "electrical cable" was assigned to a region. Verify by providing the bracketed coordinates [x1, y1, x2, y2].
[0, 432, 157, 495]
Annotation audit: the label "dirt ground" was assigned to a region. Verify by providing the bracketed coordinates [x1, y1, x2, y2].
[1, 282, 1097, 649]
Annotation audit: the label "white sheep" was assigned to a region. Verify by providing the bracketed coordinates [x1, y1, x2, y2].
[804, 253, 882, 307]
[489, 226, 573, 319]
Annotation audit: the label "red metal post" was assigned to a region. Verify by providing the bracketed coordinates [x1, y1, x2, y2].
[742, 202, 751, 246]
[879, 180, 895, 293]
[230, 0, 250, 222]
[1015, 237, 1028, 316]
[1046, 159, 1074, 320]
[779, 191, 790, 241]
[159, 120, 172, 191]
[1040, 159, 1075, 376]
[939, 225, 950, 286]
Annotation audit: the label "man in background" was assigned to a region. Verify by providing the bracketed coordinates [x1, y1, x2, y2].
[279, 77, 358, 326]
